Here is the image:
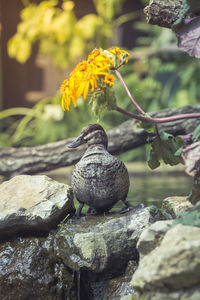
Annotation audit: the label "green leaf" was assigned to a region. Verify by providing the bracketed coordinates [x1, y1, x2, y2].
[139, 120, 155, 133]
[148, 148, 160, 169]
[89, 87, 116, 118]
[173, 201, 200, 227]
[90, 92, 106, 118]
[192, 124, 200, 142]
[104, 87, 117, 110]
[148, 131, 184, 170]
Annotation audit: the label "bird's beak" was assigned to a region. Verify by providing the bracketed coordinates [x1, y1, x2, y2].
[68, 133, 85, 148]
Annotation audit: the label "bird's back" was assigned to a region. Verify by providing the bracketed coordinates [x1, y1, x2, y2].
[72, 146, 129, 212]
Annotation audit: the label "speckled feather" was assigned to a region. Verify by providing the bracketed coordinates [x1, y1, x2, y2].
[72, 144, 130, 212]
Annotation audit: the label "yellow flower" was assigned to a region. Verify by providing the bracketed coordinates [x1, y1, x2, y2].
[108, 47, 130, 63]
[104, 74, 115, 86]
[88, 48, 101, 60]
[60, 47, 129, 111]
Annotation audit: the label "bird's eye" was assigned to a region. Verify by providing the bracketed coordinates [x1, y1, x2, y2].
[83, 136, 88, 142]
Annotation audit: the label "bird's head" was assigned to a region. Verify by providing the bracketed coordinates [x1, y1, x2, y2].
[68, 124, 108, 149]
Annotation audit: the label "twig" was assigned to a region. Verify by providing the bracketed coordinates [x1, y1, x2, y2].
[114, 69, 146, 114]
[116, 106, 200, 123]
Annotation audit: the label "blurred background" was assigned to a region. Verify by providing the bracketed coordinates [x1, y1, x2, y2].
[0, 0, 200, 161]
[1, 0, 198, 206]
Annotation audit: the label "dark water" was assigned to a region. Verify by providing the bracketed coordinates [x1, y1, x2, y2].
[46, 166, 193, 212]
[126, 173, 192, 208]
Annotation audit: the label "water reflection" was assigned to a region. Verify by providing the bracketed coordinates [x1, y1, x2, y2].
[127, 173, 192, 208]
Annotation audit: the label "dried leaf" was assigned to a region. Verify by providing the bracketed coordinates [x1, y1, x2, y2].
[175, 16, 200, 58]
[188, 180, 200, 204]
[148, 132, 183, 170]
[182, 141, 200, 177]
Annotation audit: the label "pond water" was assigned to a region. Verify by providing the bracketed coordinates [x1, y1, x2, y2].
[45, 164, 193, 212]
[126, 173, 192, 208]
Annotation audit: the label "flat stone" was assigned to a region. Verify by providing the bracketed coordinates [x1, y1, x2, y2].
[137, 220, 173, 258]
[0, 175, 75, 239]
[131, 224, 200, 291]
[162, 196, 193, 218]
[54, 206, 166, 274]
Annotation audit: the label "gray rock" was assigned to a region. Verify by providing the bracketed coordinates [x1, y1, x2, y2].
[137, 220, 173, 258]
[0, 175, 75, 239]
[131, 285, 200, 300]
[120, 295, 134, 300]
[107, 260, 137, 300]
[78, 261, 137, 300]
[0, 206, 165, 300]
[162, 196, 193, 218]
[0, 236, 78, 300]
[131, 224, 200, 291]
[54, 207, 163, 274]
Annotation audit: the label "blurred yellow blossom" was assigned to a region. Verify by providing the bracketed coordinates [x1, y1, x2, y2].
[60, 47, 129, 111]
[104, 74, 115, 86]
[108, 47, 130, 62]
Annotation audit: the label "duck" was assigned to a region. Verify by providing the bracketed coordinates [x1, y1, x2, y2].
[68, 124, 138, 217]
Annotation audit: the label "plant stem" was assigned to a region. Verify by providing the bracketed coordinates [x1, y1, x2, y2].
[115, 69, 200, 124]
[0, 107, 33, 119]
[116, 106, 200, 123]
[114, 69, 146, 114]
[155, 124, 160, 136]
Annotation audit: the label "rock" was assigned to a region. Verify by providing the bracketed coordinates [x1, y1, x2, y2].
[131, 285, 200, 300]
[52, 206, 167, 299]
[107, 260, 137, 299]
[0, 175, 75, 239]
[0, 206, 166, 300]
[0, 236, 78, 300]
[131, 224, 200, 291]
[162, 196, 193, 218]
[76, 263, 137, 300]
[120, 295, 134, 300]
[137, 220, 173, 258]
[54, 206, 165, 275]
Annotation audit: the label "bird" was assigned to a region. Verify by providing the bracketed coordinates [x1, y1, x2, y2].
[68, 124, 141, 217]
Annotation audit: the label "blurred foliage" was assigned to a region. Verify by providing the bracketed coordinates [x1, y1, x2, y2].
[8, 0, 133, 69]
[1, 0, 200, 167]
[0, 93, 96, 147]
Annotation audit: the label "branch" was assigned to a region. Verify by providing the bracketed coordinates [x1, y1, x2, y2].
[116, 106, 200, 123]
[114, 70, 145, 114]
[115, 70, 200, 123]
[0, 105, 200, 178]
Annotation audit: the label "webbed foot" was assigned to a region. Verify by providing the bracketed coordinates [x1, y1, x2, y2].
[116, 199, 145, 214]
[118, 203, 145, 214]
